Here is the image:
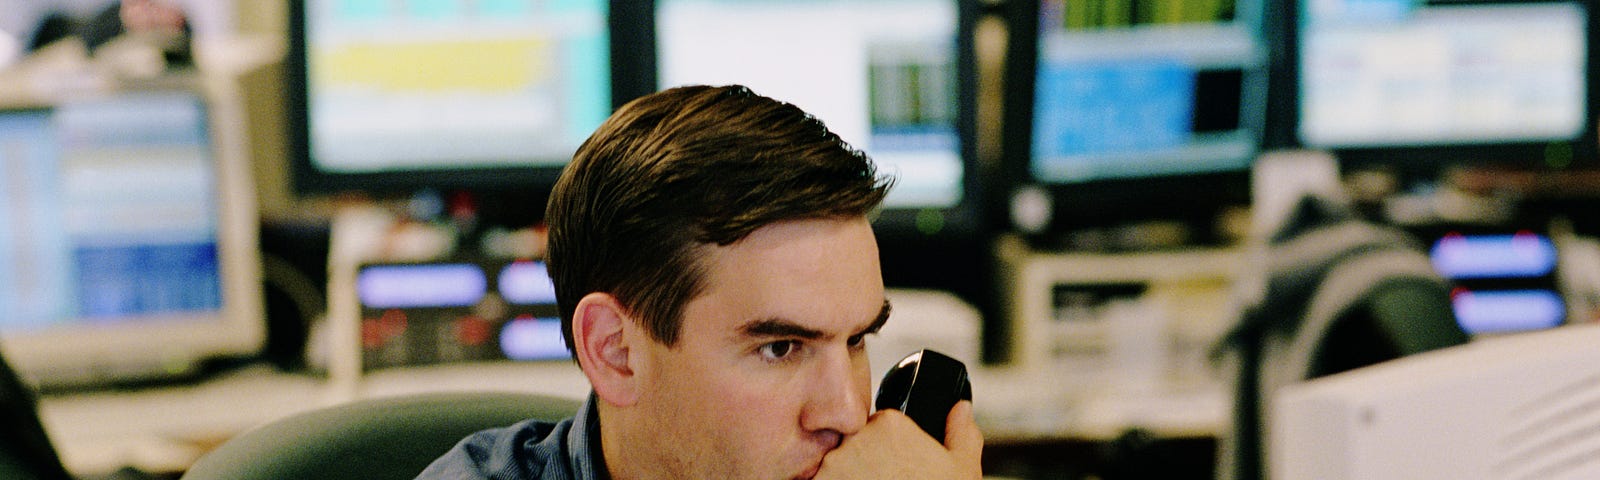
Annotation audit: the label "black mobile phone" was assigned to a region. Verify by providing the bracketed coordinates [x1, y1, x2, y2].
[874, 349, 972, 441]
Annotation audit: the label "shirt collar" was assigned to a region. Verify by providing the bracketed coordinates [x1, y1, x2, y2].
[566, 392, 610, 480]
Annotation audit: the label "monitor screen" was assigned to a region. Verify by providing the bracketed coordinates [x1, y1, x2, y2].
[1296, 0, 1595, 169]
[0, 82, 262, 389]
[288, 0, 651, 211]
[656, 0, 975, 233]
[1027, 0, 1265, 184]
[1007, 0, 1268, 242]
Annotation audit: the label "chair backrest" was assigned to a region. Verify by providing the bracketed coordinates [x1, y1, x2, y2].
[181, 391, 582, 480]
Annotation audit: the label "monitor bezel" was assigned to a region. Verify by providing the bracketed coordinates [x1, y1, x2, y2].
[869, 0, 994, 241]
[1284, 0, 1600, 179]
[285, 0, 657, 226]
[0, 75, 265, 390]
[1001, 0, 1266, 245]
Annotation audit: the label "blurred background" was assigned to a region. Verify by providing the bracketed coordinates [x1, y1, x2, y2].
[5, 1, 1600, 479]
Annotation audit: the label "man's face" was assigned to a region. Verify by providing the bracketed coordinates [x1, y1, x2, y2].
[633, 217, 887, 480]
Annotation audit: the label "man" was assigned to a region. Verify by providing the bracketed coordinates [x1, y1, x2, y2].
[418, 84, 982, 479]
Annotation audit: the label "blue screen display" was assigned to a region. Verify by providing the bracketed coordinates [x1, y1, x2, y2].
[1030, 0, 1264, 184]
[0, 93, 222, 330]
[1430, 232, 1566, 335]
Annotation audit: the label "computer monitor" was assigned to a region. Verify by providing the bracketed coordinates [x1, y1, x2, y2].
[1004, 0, 1268, 244]
[286, 0, 654, 226]
[654, 0, 983, 239]
[0, 79, 263, 389]
[1271, 323, 1600, 480]
[1294, 0, 1599, 175]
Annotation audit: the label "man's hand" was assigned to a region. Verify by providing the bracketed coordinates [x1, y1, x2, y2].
[813, 401, 983, 479]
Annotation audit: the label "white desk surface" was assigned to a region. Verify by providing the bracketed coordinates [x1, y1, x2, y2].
[969, 365, 1228, 442]
[38, 361, 592, 476]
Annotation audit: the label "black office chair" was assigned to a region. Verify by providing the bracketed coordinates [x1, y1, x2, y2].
[181, 391, 582, 480]
[0, 346, 73, 480]
[1214, 195, 1471, 480]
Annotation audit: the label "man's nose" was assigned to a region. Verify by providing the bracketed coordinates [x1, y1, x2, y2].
[799, 348, 870, 436]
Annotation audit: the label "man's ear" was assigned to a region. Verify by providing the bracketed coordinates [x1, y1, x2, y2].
[571, 292, 640, 407]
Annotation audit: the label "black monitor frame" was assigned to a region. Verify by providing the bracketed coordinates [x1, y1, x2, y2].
[1000, 0, 1267, 248]
[864, 0, 996, 244]
[285, 0, 656, 227]
[1281, 0, 1600, 182]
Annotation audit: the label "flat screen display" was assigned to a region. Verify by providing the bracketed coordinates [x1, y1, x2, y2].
[1298, 0, 1588, 149]
[0, 84, 262, 389]
[0, 94, 221, 332]
[293, 0, 613, 194]
[1029, 0, 1266, 184]
[656, 0, 964, 211]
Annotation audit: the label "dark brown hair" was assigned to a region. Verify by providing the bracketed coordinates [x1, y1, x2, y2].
[545, 85, 891, 352]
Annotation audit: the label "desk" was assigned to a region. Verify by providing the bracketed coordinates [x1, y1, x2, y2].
[972, 363, 1227, 441]
[973, 365, 1225, 480]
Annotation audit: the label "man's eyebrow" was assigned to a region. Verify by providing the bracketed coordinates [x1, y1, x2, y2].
[737, 299, 893, 340]
[859, 300, 892, 337]
[739, 318, 826, 340]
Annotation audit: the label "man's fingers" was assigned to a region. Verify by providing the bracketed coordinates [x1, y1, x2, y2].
[943, 400, 984, 470]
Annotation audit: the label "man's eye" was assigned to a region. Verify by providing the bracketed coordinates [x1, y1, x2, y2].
[847, 333, 868, 349]
[759, 341, 798, 360]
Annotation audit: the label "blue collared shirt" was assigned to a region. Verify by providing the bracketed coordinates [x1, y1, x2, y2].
[416, 393, 608, 480]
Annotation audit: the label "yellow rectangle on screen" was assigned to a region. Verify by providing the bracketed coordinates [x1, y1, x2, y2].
[316, 38, 551, 92]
